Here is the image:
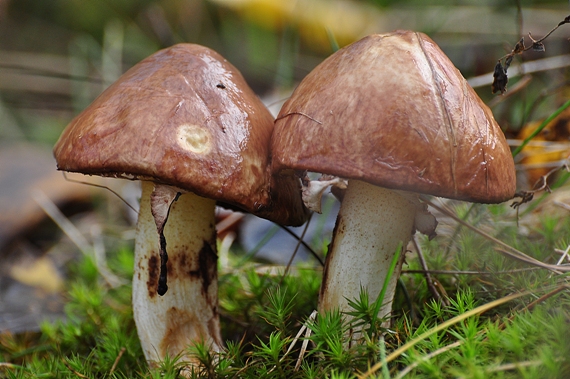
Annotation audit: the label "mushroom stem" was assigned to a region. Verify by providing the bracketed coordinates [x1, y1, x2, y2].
[319, 179, 416, 330]
[133, 181, 222, 367]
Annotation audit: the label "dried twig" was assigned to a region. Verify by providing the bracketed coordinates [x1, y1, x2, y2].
[32, 189, 91, 254]
[266, 310, 318, 375]
[358, 291, 530, 379]
[553, 201, 570, 212]
[555, 245, 570, 266]
[294, 310, 318, 371]
[281, 213, 313, 282]
[394, 341, 463, 379]
[62, 172, 139, 214]
[422, 197, 570, 273]
[278, 226, 323, 266]
[483, 359, 545, 374]
[523, 284, 569, 312]
[401, 267, 541, 276]
[492, 14, 570, 94]
[109, 347, 126, 375]
[63, 359, 89, 378]
[468, 55, 570, 89]
[511, 158, 570, 208]
[0, 363, 21, 370]
[32, 189, 125, 287]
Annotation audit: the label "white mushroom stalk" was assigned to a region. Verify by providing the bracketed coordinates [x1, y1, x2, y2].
[53, 43, 308, 371]
[133, 181, 222, 366]
[319, 180, 416, 321]
[305, 178, 436, 334]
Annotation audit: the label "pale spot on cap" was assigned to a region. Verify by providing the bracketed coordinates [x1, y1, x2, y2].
[177, 124, 211, 154]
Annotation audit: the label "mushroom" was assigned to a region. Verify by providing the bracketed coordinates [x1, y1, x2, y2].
[53, 44, 308, 367]
[271, 31, 516, 332]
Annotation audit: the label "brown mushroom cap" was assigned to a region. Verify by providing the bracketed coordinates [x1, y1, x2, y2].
[54, 43, 307, 226]
[272, 31, 516, 203]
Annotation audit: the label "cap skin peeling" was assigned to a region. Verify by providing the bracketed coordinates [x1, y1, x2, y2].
[271, 31, 516, 339]
[177, 124, 212, 154]
[53, 43, 308, 373]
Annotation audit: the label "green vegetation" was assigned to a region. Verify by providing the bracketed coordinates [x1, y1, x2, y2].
[1, 1, 570, 378]
[2, 194, 570, 377]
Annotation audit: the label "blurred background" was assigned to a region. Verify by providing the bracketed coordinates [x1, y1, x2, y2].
[2, 0, 569, 138]
[1, 0, 569, 333]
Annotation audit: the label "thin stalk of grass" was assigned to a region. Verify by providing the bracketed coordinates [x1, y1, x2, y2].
[357, 290, 529, 378]
[482, 359, 544, 374]
[32, 188, 124, 287]
[378, 335, 391, 379]
[511, 99, 570, 157]
[62, 172, 139, 214]
[395, 284, 568, 378]
[371, 242, 403, 319]
[424, 197, 570, 273]
[108, 347, 126, 376]
[412, 237, 447, 305]
[555, 245, 570, 265]
[401, 267, 541, 275]
[0, 362, 26, 370]
[282, 213, 313, 281]
[326, 28, 340, 52]
[394, 341, 463, 379]
[294, 310, 317, 371]
[235, 225, 280, 267]
[443, 203, 475, 258]
[523, 284, 569, 311]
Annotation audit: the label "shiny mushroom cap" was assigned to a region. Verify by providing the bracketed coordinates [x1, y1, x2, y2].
[272, 31, 516, 203]
[54, 43, 307, 226]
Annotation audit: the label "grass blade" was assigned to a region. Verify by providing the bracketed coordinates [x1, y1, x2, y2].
[358, 291, 529, 378]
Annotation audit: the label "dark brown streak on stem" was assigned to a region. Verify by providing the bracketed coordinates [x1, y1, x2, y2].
[157, 191, 182, 296]
[157, 231, 169, 296]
